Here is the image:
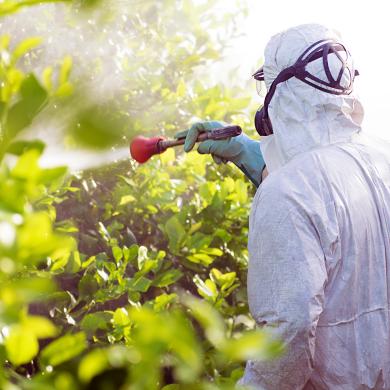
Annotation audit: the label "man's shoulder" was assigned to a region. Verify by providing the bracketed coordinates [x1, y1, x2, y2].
[252, 149, 333, 222]
[260, 150, 326, 197]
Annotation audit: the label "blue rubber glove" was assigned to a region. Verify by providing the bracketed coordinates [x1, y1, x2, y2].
[175, 121, 265, 187]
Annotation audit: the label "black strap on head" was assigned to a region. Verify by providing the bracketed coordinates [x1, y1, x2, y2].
[293, 39, 358, 94]
[252, 39, 359, 135]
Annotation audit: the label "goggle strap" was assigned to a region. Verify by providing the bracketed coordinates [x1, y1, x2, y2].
[253, 40, 355, 82]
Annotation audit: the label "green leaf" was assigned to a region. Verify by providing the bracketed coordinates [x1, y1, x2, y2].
[113, 308, 130, 327]
[68, 105, 125, 149]
[186, 253, 214, 266]
[78, 274, 99, 298]
[201, 248, 223, 256]
[210, 268, 237, 291]
[184, 296, 225, 348]
[188, 221, 202, 235]
[11, 148, 40, 179]
[193, 275, 218, 301]
[221, 331, 284, 361]
[81, 313, 111, 336]
[65, 250, 81, 273]
[164, 215, 186, 252]
[81, 255, 96, 269]
[42, 66, 53, 91]
[152, 269, 183, 288]
[78, 348, 109, 383]
[59, 56, 72, 85]
[6, 139, 45, 156]
[153, 293, 178, 311]
[40, 332, 87, 367]
[6, 74, 48, 137]
[112, 246, 123, 262]
[55, 81, 74, 97]
[119, 195, 136, 205]
[0, 1, 73, 17]
[137, 245, 148, 270]
[127, 276, 152, 292]
[123, 245, 138, 263]
[0, 277, 55, 306]
[11, 37, 42, 65]
[38, 166, 68, 185]
[188, 232, 212, 251]
[5, 325, 39, 366]
[146, 204, 158, 214]
[17, 211, 70, 263]
[22, 316, 58, 339]
[135, 259, 158, 277]
[199, 181, 217, 204]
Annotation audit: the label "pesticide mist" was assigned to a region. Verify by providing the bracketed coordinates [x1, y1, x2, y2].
[0, 0, 251, 171]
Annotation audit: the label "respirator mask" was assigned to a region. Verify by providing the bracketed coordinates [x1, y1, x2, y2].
[253, 39, 359, 137]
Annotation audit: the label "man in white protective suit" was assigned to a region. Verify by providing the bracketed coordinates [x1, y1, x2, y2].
[179, 24, 390, 389]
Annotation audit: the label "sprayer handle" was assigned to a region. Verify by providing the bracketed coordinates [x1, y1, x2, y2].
[206, 125, 242, 140]
[159, 125, 242, 151]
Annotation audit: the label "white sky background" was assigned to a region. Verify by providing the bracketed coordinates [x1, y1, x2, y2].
[225, 0, 390, 141]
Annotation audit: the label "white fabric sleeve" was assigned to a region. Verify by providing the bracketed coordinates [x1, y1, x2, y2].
[239, 196, 328, 389]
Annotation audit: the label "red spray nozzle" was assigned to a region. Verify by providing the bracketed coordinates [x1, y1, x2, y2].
[129, 136, 166, 163]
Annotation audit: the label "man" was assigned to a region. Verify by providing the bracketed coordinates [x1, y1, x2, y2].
[178, 24, 390, 389]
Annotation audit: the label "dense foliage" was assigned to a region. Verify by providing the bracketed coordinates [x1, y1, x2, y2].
[0, 1, 281, 389]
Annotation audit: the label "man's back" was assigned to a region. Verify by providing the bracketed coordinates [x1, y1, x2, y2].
[243, 138, 390, 389]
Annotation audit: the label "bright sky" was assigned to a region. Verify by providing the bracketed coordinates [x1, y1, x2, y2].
[230, 0, 390, 141]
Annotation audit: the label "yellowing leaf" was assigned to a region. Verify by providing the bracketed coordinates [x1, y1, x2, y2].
[7, 68, 24, 94]
[113, 308, 130, 327]
[22, 316, 58, 339]
[188, 221, 202, 235]
[40, 332, 87, 367]
[42, 66, 53, 91]
[119, 195, 136, 205]
[59, 56, 73, 85]
[176, 78, 186, 97]
[18, 212, 52, 249]
[12, 37, 42, 65]
[55, 82, 74, 97]
[187, 253, 214, 266]
[5, 325, 39, 366]
[78, 349, 109, 383]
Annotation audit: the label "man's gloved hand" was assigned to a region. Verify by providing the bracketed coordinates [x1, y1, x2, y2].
[175, 121, 266, 187]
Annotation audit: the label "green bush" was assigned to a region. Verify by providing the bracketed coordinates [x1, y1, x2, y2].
[0, 1, 282, 389]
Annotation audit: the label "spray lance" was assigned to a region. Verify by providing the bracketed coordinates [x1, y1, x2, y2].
[130, 125, 242, 163]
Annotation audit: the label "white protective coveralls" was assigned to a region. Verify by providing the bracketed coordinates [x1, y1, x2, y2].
[239, 24, 390, 389]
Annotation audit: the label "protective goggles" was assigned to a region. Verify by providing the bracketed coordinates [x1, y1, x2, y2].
[253, 39, 359, 137]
